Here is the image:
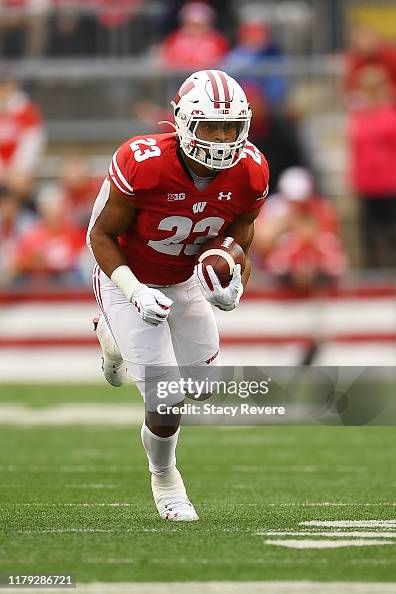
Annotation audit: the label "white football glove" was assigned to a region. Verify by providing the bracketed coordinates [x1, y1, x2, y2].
[131, 285, 173, 325]
[195, 263, 244, 311]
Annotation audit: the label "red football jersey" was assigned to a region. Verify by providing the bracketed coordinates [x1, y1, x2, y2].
[108, 133, 269, 285]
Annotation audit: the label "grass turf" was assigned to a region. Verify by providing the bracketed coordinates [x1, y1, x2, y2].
[0, 384, 395, 583]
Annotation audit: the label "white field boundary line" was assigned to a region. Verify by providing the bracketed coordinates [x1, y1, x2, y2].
[2, 297, 395, 335]
[1, 582, 396, 594]
[0, 404, 144, 425]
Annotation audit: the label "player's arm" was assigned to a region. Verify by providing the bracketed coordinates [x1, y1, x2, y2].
[88, 182, 172, 325]
[225, 208, 261, 289]
[89, 183, 136, 278]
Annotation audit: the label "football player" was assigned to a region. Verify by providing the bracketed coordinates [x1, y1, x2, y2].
[87, 70, 269, 521]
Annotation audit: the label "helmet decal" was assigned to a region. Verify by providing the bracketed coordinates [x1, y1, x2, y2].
[205, 70, 231, 109]
[174, 80, 196, 105]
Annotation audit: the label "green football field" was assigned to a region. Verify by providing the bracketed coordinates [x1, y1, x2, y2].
[0, 384, 395, 588]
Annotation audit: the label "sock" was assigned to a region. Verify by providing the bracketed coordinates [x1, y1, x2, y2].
[141, 423, 180, 476]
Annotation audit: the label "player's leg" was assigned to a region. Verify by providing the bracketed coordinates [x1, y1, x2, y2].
[92, 314, 126, 387]
[95, 267, 198, 521]
[92, 264, 126, 387]
[141, 275, 220, 520]
[133, 363, 198, 522]
[159, 277, 221, 519]
[168, 274, 220, 369]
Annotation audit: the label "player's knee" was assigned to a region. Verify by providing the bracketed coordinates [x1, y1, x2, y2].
[146, 409, 181, 437]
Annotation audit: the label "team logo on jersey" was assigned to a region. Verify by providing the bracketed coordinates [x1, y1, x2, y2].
[192, 201, 207, 213]
[168, 193, 186, 201]
[218, 191, 232, 201]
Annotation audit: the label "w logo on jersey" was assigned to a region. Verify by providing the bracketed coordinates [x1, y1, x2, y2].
[218, 191, 232, 201]
[192, 201, 207, 214]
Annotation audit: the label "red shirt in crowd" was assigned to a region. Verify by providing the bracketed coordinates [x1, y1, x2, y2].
[92, 0, 142, 28]
[265, 232, 346, 279]
[161, 29, 229, 70]
[0, 90, 44, 172]
[14, 222, 85, 274]
[348, 103, 396, 196]
[257, 196, 346, 280]
[345, 45, 396, 98]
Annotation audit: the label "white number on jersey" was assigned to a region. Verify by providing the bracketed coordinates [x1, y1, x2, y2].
[147, 216, 225, 256]
[129, 138, 161, 162]
[241, 141, 262, 165]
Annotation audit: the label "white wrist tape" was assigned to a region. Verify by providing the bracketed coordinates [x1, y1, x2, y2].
[110, 265, 142, 302]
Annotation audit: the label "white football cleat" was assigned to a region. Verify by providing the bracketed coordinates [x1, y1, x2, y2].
[152, 468, 199, 521]
[93, 315, 125, 387]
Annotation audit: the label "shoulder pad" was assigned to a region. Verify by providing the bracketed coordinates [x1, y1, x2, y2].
[108, 133, 175, 195]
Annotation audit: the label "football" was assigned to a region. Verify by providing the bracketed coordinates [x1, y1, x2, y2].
[197, 236, 245, 288]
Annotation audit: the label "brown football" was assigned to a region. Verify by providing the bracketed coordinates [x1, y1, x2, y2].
[197, 236, 245, 289]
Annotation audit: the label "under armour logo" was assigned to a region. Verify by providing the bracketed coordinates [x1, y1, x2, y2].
[218, 191, 232, 201]
[192, 201, 207, 213]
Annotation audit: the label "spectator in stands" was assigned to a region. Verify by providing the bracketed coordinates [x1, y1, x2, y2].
[221, 18, 287, 108]
[94, 0, 143, 55]
[347, 65, 396, 270]
[0, 0, 50, 57]
[0, 0, 27, 57]
[243, 81, 308, 194]
[46, 3, 96, 56]
[59, 156, 101, 230]
[0, 187, 36, 287]
[11, 184, 86, 287]
[160, 2, 229, 70]
[0, 73, 46, 203]
[344, 22, 396, 107]
[252, 168, 346, 290]
[160, 0, 237, 45]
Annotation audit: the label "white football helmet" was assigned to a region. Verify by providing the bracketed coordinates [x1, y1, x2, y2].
[171, 70, 251, 170]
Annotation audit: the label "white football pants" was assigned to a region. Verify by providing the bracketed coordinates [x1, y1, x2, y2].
[93, 265, 220, 406]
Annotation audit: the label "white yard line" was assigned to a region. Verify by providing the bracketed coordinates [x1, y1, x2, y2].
[260, 519, 396, 547]
[260, 531, 396, 538]
[265, 502, 396, 507]
[266, 539, 395, 549]
[15, 528, 114, 534]
[301, 520, 396, 528]
[5, 502, 396, 508]
[65, 484, 117, 489]
[8, 503, 135, 507]
[1, 582, 396, 594]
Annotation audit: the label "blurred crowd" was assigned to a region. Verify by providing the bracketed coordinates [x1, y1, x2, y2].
[0, 1, 395, 291]
[1, 0, 234, 58]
